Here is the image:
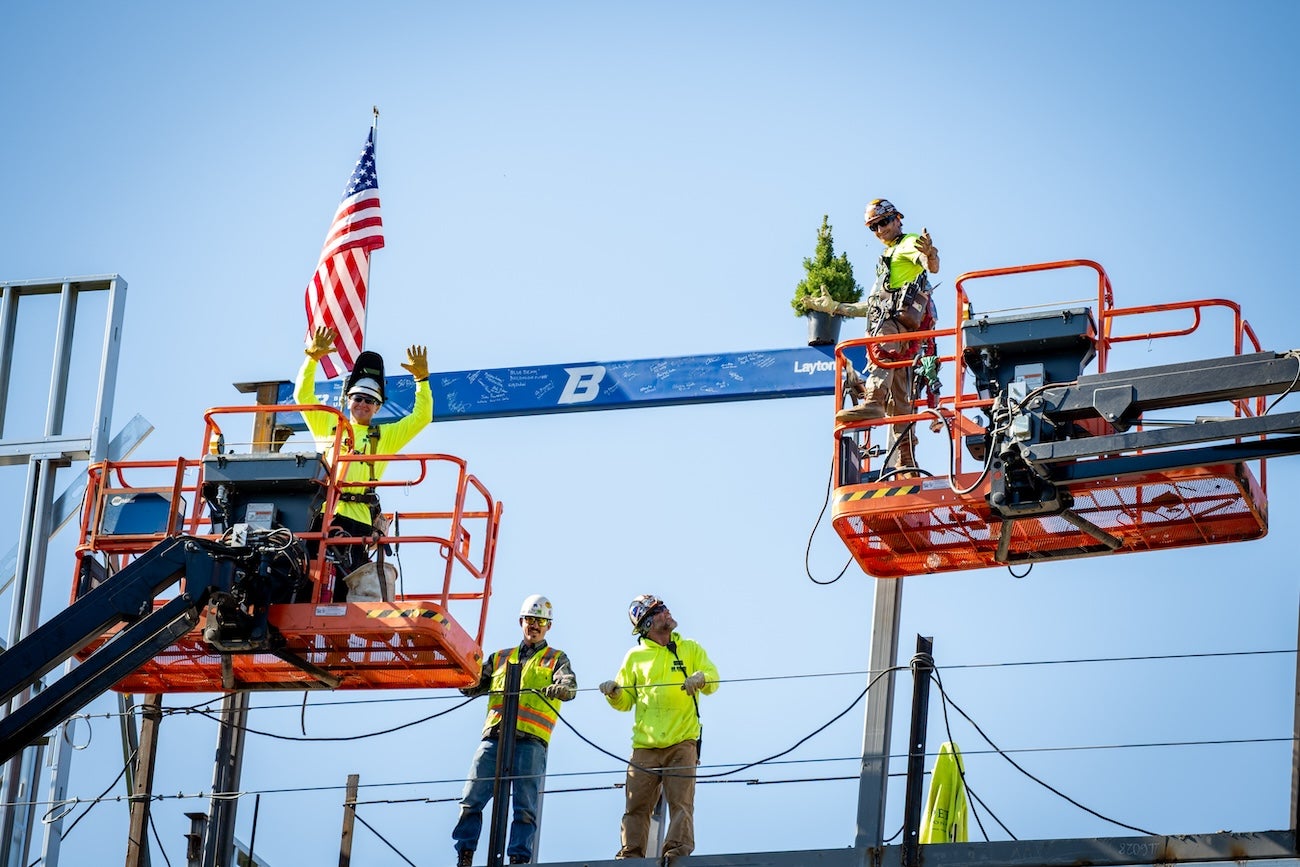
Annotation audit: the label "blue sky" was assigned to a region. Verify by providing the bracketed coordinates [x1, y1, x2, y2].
[3, 2, 1300, 865]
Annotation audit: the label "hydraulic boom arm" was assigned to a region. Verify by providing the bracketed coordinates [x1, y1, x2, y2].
[0, 536, 242, 762]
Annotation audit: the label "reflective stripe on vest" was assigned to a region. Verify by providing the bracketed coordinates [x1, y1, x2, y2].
[485, 646, 561, 743]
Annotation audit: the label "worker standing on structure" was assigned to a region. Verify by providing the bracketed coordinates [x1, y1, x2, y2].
[295, 325, 432, 601]
[803, 198, 940, 477]
[453, 595, 578, 866]
[599, 595, 719, 863]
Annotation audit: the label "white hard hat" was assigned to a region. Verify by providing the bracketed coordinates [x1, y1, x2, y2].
[520, 594, 554, 620]
[347, 377, 384, 403]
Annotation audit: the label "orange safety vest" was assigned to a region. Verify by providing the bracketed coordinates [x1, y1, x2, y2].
[484, 645, 563, 744]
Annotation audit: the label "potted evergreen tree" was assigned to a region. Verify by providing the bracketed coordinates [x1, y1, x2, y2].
[791, 215, 863, 346]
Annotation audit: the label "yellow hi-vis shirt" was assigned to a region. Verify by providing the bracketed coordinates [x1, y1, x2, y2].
[294, 355, 432, 526]
[920, 741, 968, 843]
[881, 233, 928, 290]
[605, 631, 718, 749]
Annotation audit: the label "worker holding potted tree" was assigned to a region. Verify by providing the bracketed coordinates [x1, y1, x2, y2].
[791, 215, 863, 346]
[802, 198, 940, 478]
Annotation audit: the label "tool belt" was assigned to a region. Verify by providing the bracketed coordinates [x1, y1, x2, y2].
[338, 490, 385, 535]
[868, 271, 933, 333]
[867, 272, 936, 361]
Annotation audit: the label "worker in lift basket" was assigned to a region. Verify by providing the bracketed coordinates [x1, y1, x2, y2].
[600, 594, 719, 864]
[801, 197, 941, 479]
[294, 325, 431, 601]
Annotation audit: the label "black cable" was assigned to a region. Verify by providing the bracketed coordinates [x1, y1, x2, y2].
[874, 420, 923, 482]
[24, 649, 1292, 823]
[148, 810, 174, 867]
[931, 667, 1005, 841]
[1263, 351, 1300, 416]
[185, 694, 478, 742]
[52, 647, 1255, 722]
[155, 690, 470, 717]
[59, 747, 135, 841]
[350, 809, 419, 867]
[930, 670, 1155, 836]
[540, 666, 906, 780]
[966, 784, 1013, 839]
[943, 647, 1294, 671]
[805, 449, 854, 585]
[1007, 562, 1033, 579]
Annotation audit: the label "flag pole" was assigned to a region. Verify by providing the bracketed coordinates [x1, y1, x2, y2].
[363, 105, 380, 350]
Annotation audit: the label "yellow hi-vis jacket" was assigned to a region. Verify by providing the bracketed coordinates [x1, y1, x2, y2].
[920, 741, 968, 843]
[605, 631, 718, 749]
[294, 356, 432, 527]
[479, 643, 572, 745]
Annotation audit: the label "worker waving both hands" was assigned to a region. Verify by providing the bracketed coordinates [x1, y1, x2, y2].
[802, 198, 941, 478]
[294, 325, 432, 601]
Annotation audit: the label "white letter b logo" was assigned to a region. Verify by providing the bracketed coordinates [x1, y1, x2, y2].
[559, 366, 606, 404]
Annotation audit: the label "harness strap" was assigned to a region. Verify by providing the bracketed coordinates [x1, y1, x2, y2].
[666, 640, 703, 761]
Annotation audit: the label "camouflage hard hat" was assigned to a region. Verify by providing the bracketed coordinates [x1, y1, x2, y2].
[865, 198, 903, 227]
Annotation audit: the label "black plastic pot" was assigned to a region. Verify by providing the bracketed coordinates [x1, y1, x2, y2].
[805, 311, 843, 346]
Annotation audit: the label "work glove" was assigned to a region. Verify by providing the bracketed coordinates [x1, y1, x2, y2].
[402, 345, 429, 381]
[306, 326, 337, 360]
[916, 354, 942, 386]
[543, 683, 569, 700]
[801, 287, 839, 315]
[682, 671, 707, 696]
[598, 680, 621, 697]
[915, 229, 938, 264]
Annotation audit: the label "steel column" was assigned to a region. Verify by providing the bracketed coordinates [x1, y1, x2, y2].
[855, 577, 904, 849]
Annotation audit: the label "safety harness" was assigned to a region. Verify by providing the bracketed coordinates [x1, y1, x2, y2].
[868, 239, 936, 337]
[666, 639, 703, 761]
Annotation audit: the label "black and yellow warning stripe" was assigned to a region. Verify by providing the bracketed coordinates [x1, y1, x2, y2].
[365, 608, 449, 625]
[836, 484, 922, 503]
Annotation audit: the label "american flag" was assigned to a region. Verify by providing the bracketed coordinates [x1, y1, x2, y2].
[303, 129, 385, 379]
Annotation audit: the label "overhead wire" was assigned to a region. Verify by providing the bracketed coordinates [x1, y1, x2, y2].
[148, 810, 174, 867]
[542, 665, 907, 780]
[930, 666, 1004, 841]
[178, 694, 478, 742]
[17, 650, 1293, 828]
[55, 648, 1295, 761]
[349, 809, 419, 867]
[25, 746, 140, 867]
[929, 667, 1156, 836]
[105, 646, 1277, 719]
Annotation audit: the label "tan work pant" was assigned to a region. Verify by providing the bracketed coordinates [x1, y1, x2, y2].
[862, 318, 918, 470]
[616, 740, 698, 859]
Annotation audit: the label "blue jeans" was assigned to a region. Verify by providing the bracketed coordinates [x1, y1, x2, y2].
[452, 736, 548, 860]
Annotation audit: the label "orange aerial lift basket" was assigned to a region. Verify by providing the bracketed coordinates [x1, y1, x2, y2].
[70, 404, 503, 692]
[830, 259, 1298, 578]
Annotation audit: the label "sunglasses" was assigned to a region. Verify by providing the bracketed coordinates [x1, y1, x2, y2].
[349, 394, 380, 406]
[523, 616, 551, 626]
[868, 218, 895, 232]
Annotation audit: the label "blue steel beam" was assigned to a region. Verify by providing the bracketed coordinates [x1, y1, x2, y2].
[275, 345, 860, 428]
